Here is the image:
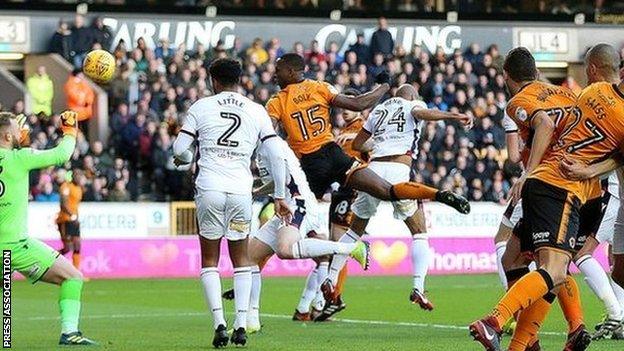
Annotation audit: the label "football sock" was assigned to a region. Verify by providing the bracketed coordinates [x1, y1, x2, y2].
[248, 265, 261, 326]
[233, 266, 252, 330]
[296, 268, 318, 313]
[72, 252, 80, 269]
[390, 182, 438, 201]
[558, 275, 584, 333]
[495, 241, 508, 289]
[336, 266, 348, 296]
[576, 255, 622, 320]
[610, 279, 624, 309]
[504, 267, 530, 289]
[508, 292, 556, 351]
[200, 267, 226, 329]
[313, 262, 329, 310]
[291, 239, 357, 259]
[59, 278, 83, 334]
[328, 230, 359, 285]
[412, 236, 430, 292]
[491, 269, 554, 329]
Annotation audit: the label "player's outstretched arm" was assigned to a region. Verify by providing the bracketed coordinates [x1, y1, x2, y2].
[333, 76, 390, 112]
[412, 109, 472, 127]
[560, 154, 623, 180]
[16, 110, 77, 171]
[505, 132, 521, 164]
[352, 129, 373, 153]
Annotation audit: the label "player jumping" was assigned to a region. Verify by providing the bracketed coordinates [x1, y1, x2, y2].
[316, 84, 472, 319]
[0, 111, 95, 345]
[173, 58, 289, 348]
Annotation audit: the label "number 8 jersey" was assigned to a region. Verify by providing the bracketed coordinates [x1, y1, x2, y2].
[181, 92, 277, 194]
[364, 97, 427, 159]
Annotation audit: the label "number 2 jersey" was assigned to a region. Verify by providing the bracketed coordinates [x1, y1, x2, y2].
[266, 79, 338, 157]
[531, 82, 624, 203]
[504, 81, 578, 167]
[181, 92, 277, 195]
[364, 97, 427, 159]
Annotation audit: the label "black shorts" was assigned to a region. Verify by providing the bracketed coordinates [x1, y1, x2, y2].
[576, 195, 607, 249]
[59, 221, 81, 237]
[512, 218, 534, 254]
[300, 142, 356, 199]
[329, 186, 357, 227]
[522, 178, 581, 254]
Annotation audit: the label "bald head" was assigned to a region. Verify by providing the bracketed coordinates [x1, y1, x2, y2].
[585, 43, 621, 84]
[395, 84, 418, 100]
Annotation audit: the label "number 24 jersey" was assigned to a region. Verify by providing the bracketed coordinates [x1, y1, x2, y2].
[181, 92, 277, 195]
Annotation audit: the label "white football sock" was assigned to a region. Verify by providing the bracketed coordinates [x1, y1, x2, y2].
[411, 236, 430, 292]
[248, 265, 261, 327]
[495, 241, 508, 290]
[200, 267, 226, 329]
[611, 278, 624, 309]
[576, 255, 623, 320]
[313, 262, 329, 311]
[291, 238, 357, 259]
[328, 230, 359, 285]
[296, 268, 318, 313]
[233, 266, 252, 330]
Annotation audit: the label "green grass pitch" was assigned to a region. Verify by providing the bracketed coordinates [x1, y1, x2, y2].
[11, 274, 621, 350]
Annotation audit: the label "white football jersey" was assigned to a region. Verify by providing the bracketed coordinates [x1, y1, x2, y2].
[364, 97, 427, 159]
[256, 138, 316, 207]
[502, 112, 518, 133]
[609, 170, 621, 199]
[182, 92, 277, 194]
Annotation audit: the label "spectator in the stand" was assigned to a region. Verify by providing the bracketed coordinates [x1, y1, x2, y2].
[70, 14, 94, 68]
[155, 38, 175, 61]
[349, 32, 371, 65]
[120, 113, 146, 168]
[35, 182, 60, 202]
[50, 20, 72, 61]
[26, 66, 54, 116]
[267, 37, 285, 58]
[246, 38, 269, 65]
[370, 17, 394, 58]
[64, 69, 95, 121]
[89, 141, 114, 171]
[108, 179, 130, 202]
[464, 43, 484, 67]
[91, 17, 112, 50]
[306, 40, 326, 63]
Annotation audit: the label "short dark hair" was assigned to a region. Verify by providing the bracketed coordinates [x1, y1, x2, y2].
[0, 112, 14, 130]
[209, 58, 242, 86]
[503, 47, 537, 82]
[342, 88, 360, 97]
[278, 53, 305, 71]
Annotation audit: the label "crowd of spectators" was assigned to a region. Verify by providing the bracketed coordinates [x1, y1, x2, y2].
[15, 15, 527, 204]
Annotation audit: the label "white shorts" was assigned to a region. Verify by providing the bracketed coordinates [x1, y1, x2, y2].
[501, 199, 523, 229]
[253, 199, 325, 252]
[351, 161, 417, 220]
[596, 193, 619, 245]
[613, 197, 624, 254]
[195, 191, 252, 241]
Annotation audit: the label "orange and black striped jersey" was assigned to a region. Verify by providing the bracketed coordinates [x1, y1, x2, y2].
[531, 82, 624, 203]
[266, 79, 339, 157]
[337, 118, 367, 160]
[505, 81, 577, 167]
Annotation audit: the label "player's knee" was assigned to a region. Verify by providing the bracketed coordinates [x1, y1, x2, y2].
[275, 243, 293, 259]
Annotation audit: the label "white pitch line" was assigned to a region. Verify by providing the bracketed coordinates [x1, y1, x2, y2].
[19, 311, 566, 336]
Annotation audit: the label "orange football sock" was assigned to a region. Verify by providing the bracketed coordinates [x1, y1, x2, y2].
[508, 292, 556, 351]
[390, 182, 438, 201]
[558, 275, 584, 333]
[490, 269, 554, 329]
[72, 252, 81, 269]
[335, 266, 348, 295]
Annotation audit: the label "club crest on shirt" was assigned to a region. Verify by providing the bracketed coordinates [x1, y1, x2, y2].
[515, 107, 528, 122]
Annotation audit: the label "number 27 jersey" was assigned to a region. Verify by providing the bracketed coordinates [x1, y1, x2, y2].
[364, 97, 427, 159]
[181, 92, 277, 195]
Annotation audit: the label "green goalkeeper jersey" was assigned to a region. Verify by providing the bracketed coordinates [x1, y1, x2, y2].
[0, 136, 76, 243]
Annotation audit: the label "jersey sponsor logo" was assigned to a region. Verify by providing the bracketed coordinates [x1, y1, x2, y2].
[515, 107, 528, 122]
[532, 231, 550, 244]
[228, 220, 251, 234]
[26, 263, 41, 279]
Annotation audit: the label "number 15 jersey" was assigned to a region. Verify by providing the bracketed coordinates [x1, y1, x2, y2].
[364, 97, 427, 159]
[266, 79, 338, 157]
[181, 91, 277, 195]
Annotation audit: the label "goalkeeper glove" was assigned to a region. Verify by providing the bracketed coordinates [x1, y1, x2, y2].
[60, 110, 78, 138]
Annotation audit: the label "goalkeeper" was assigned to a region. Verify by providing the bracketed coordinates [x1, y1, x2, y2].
[0, 111, 95, 345]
